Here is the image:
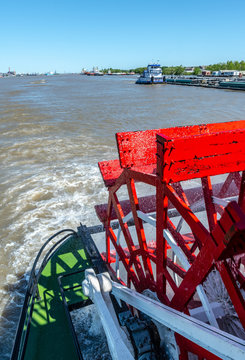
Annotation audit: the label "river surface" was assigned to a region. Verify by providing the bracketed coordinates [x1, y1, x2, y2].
[0, 74, 245, 359]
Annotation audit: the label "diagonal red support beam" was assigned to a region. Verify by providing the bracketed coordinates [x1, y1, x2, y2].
[126, 178, 154, 286]
[165, 184, 211, 247]
[216, 260, 245, 329]
[111, 192, 147, 289]
[170, 202, 245, 317]
[107, 226, 140, 290]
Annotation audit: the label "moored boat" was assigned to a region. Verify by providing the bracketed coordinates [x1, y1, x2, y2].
[136, 64, 164, 84]
[87, 67, 104, 76]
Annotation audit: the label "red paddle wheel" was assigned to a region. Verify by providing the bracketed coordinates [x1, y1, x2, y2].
[95, 120, 245, 359]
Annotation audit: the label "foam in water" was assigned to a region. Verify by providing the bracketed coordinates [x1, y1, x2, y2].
[0, 161, 108, 359]
[71, 305, 112, 360]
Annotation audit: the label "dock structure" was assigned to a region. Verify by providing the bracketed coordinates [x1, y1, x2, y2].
[165, 76, 245, 90]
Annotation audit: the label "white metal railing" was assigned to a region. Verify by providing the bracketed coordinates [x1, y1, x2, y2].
[82, 268, 245, 360]
[111, 281, 245, 360]
[212, 195, 237, 207]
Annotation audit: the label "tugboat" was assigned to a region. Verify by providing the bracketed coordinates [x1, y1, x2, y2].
[11, 121, 245, 360]
[87, 67, 104, 76]
[136, 64, 164, 84]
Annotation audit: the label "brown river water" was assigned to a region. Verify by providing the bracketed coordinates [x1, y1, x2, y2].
[0, 74, 245, 358]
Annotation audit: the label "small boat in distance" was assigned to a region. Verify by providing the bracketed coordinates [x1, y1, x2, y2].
[136, 64, 164, 84]
[87, 67, 104, 76]
[81, 67, 104, 76]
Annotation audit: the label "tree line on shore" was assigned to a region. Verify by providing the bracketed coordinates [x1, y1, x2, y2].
[103, 60, 245, 76]
[207, 60, 245, 72]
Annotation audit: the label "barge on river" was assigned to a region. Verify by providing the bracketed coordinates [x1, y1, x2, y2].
[166, 76, 245, 91]
[12, 120, 245, 360]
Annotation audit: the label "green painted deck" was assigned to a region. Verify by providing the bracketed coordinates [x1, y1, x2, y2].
[23, 234, 92, 360]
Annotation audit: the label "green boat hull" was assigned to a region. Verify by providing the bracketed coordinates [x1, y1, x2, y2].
[12, 227, 106, 360]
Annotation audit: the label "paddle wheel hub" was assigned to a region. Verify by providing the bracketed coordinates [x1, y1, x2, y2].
[96, 120, 245, 359]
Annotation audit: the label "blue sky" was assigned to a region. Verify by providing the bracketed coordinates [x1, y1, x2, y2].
[1, 0, 245, 73]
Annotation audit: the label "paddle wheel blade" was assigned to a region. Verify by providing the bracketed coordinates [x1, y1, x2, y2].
[96, 120, 245, 359]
